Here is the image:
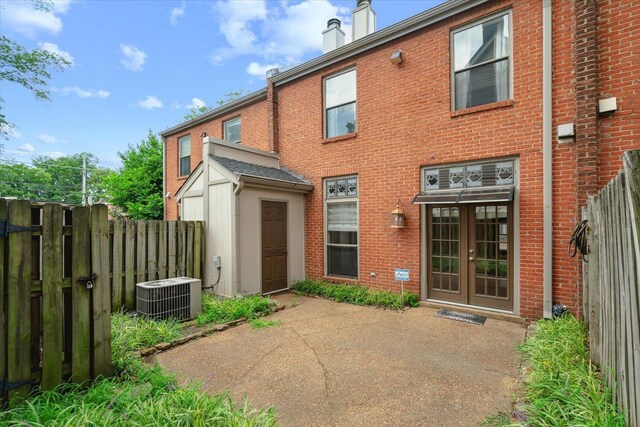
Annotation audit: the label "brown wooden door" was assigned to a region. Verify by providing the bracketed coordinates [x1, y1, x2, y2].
[427, 204, 513, 311]
[261, 201, 288, 294]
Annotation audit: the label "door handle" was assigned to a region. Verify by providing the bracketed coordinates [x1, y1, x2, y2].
[469, 256, 475, 261]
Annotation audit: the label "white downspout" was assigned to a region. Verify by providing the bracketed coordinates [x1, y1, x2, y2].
[202, 137, 211, 290]
[542, 0, 553, 319]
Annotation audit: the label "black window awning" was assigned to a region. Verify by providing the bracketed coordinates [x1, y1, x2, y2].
[412, 187, 514, 205]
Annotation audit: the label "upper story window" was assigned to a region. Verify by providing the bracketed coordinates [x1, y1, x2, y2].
[224, 117, 241, 143]
[325, 176, 358, 279]
[324, 69, 356, 138]
[178, 135, 191, 176]
[452, 12, 511, 110]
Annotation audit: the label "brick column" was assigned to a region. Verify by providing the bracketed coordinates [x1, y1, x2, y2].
[267, 80, 280, 153]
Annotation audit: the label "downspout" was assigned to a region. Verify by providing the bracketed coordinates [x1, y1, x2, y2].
[542, 0, 553, 319]
[202, 137, 211, 290]
[162, 135, 166, 219]
[232, 181, 243, 296]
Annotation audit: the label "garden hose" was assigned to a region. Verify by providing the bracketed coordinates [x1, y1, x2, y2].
[568, 220, 589, 262]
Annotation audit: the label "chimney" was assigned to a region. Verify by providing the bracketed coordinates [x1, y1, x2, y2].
[322, 18, 345, 54]
[352, 0, 376, 41]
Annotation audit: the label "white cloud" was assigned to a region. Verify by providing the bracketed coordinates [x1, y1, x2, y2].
[0, 0, 74, 37]
[246, 62, 281, 78]
[138, 96, 163, 109]
[18, 143, 35, 153]
[48, 151, 66, 159]
[57, 86, 110, 98]
[170, 2, 186, 25]
[211, 0, 351, 72]
[186, 97, 206, 109]
[38, 42, 75, 65]
[37, 133, 67, 144]
[120, 44, 147, 71]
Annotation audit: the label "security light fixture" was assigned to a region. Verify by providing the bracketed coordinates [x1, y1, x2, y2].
[390, 50, 402, 65]
[165, 192, 171, 199]
[200, 132, 208, 138]
[391, 200, 406, 228]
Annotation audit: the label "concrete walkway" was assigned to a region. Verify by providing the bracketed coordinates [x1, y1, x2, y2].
[157, 294, 526, 426]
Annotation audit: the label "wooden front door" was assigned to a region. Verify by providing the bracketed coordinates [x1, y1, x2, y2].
[427, 204, 513, 310]
[261, 201, 288, 294]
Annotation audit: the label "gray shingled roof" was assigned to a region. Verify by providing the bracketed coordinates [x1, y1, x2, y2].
[211, 156, 307, 184]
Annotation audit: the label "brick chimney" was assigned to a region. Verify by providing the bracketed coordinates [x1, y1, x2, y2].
[322, 18, 345, 54]
[352, 0, 376, 41]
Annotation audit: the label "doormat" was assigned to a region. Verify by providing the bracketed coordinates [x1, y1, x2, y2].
[435, 309, 486, 325]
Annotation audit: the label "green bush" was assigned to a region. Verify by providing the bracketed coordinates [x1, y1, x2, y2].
[291, 279, 419, 309]
[195, 294, 275, 326]
[519, 314, 625, 426]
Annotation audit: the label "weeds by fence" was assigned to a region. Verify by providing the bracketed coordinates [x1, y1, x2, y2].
[585, 150, 640, 427]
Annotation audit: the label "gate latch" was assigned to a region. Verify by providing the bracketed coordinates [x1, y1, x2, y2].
[78, 273, 97, 290]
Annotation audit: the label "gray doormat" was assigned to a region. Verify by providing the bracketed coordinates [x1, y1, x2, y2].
[435, 309, 486, 325]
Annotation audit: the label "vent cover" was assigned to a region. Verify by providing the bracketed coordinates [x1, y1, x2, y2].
[136, 277, 201, 321]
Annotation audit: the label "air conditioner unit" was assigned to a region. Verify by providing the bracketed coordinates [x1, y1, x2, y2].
[136, 277, 201, 321]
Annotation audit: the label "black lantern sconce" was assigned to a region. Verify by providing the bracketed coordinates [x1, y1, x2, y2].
[391, 199, 406, 229]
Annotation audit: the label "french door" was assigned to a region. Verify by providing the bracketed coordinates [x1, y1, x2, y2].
[427, 204, 513, 311]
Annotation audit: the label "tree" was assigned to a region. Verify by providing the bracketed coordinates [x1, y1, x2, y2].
[0, 0, 71, 139]
[182, 90, 246, 121]
[104, 130, 163, 220]
[0, 153, 110, 203]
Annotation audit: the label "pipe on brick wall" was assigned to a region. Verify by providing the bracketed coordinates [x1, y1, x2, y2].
[542, 0, 553, 319]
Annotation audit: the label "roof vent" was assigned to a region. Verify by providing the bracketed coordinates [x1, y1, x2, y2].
[322, 18, 345, 54]
[352, 0, 376, 41]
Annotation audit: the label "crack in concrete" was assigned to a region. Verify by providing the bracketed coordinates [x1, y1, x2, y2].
[235, 342, 284, 383]
[290, 326, 330, 398]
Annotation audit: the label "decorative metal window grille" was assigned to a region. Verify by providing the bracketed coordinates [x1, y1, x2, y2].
[423, 160, 515, 192]
[326, 177, 358, 198]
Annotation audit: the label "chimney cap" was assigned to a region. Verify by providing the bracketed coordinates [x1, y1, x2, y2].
[327, 18, 341, 28]
[357, 0, 371, 7]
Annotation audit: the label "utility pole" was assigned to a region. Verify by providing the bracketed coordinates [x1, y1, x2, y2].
[81, 155, 87, 206]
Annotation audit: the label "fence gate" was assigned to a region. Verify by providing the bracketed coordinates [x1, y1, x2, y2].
[0, 200, 111, 404]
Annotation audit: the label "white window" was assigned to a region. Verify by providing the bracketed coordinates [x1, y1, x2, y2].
[324, 69, 356, 138]
[452, 12, 511, 110]
[325, 176, 358, 278]
[224, 117, 241, 143]
[179, 135, 191, 176]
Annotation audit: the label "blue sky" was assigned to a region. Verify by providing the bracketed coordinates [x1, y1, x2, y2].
[1, 0, 444, 168]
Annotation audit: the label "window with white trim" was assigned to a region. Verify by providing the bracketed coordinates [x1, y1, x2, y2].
[223, 117, 241, 143]
[452, 12, 511, 110]
[325, 176, 358, 278]
[324, 69, 356, 138]
[178, 135, 191, 176]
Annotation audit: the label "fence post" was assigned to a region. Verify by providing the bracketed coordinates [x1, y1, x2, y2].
[6, 200, 32, 402]
[112, 220, 124, 311]
[168, 221, 177, 278]
[125, 220, 136, 309]
[41, 204, 64, 389]
[158, 221, 168, 279]
[71, 206, 91, 383]
[147, 220, 158, 281]
[0, 199, 6, 402]
[91, 205, 111, 378]
[194, 221, 203, 280]
[137, 220, 147, 285]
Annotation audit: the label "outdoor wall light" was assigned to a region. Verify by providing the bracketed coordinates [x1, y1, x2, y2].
[390, 50, 402, 65]
[200, 132, 208, 138]
[391, 200, 406, 229]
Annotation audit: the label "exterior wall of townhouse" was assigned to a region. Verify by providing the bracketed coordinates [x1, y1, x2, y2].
[164, 99, 269, 219]
[275, 0, 546, 318]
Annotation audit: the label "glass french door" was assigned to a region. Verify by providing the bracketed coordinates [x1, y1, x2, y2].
[427, 204, 513, 311]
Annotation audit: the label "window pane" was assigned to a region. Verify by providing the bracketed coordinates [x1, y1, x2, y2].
[179, 136, 190, 157]
[327, 202, 357, 232]
[224, 118, 241, 142]
[455, 59, 508, 109]
[454, 15, 509, 71]
[326, 103, 356, 137]
[325, 70, 356, 108]
[328, 231, 357, 245]
[327, 245, 358, 278]
[180, 156, 190, 176]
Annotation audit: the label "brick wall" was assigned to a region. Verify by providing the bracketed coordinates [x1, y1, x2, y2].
[164, 99, 269, 219]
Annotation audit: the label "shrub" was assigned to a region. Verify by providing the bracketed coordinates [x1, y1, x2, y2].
[291, 279, 419, 309]
[195, 294, 275, 326]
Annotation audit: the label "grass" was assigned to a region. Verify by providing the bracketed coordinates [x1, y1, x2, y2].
[480, 412, 512, 427]
[195, 294, 276, 326]
[1, 305, 279, 426]
[517, 314, 625, 427]
[291, 279, 419, 309]
[250, 319, 283, 329]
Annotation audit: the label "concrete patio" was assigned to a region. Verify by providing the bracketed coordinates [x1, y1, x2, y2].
[156, 294, 526, 426]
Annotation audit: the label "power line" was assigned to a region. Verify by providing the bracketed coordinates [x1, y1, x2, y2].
[0, 158, 113, 171]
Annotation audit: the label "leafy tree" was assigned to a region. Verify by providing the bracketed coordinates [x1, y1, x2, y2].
[104, 130, 163, 220]
[182, 90, 246, 121]
[0, 0, 71, 139]
[0, 153, 110, 203]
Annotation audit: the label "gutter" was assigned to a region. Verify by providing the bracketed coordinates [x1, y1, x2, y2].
[542, 0, 553, 319]
[271, 0, 490, 86]
[160, 88, 268, 137]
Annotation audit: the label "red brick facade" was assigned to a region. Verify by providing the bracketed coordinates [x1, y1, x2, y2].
[163, 0, 639, 319]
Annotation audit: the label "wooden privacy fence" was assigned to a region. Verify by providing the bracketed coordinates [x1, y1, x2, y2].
[0, 199, 204, 403]
[585, 150, 640, 427]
